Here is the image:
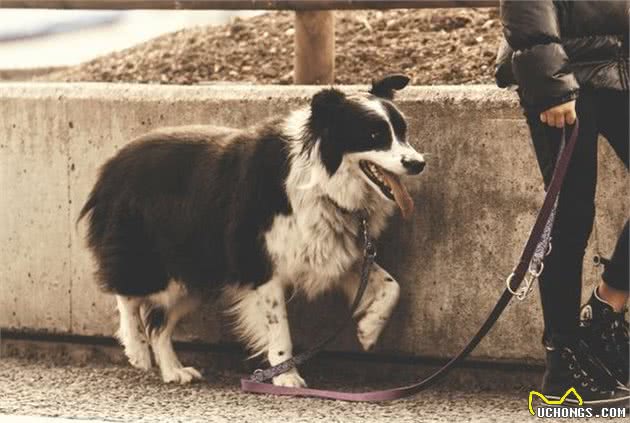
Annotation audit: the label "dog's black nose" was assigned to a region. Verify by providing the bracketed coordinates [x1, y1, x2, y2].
[401, 158, 425, 175]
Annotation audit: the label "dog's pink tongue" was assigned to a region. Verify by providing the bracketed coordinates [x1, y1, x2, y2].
[380, 169, 414, 220]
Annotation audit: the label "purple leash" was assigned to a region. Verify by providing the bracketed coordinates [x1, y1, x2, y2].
[242, 121, 580, 401]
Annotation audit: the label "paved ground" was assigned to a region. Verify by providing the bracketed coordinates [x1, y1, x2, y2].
[1, 354, 625, 423]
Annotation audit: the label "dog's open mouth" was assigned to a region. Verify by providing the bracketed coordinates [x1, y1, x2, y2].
[359, 160, 414, 219]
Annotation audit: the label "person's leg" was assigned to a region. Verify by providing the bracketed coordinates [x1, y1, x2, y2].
[521, 93, 630, 402]
[579, 89, 629, 385]
[600, 217, 628, 310]
[598, 275, 629, 311]
[597, 89, 629, 303]
[524, 92, 599, 348]
[600, 220, 629, 306]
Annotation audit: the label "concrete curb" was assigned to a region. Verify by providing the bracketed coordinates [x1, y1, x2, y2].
[0, 83, 626, 362]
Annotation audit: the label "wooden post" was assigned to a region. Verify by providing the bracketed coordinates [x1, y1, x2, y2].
[294, 10, 334, 85]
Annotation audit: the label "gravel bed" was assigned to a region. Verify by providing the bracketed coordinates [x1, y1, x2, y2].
[40, 8, 501, 85]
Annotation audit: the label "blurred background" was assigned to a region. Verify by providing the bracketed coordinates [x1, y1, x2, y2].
[0, 9, 260, 69]
[0, 6, 499, 85]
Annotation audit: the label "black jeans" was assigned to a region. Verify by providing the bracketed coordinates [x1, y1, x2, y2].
[522, 89, 629, 346]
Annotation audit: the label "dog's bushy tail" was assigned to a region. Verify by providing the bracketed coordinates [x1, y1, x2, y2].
[76, 177, 107, 251]
[78, 188, 98, 224]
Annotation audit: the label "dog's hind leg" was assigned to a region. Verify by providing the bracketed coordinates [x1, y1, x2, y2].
[146, 281, 202, 384]
[115, 295, 152, 370]
[225, 279, 306, 387]
[341, 263, 401, 351]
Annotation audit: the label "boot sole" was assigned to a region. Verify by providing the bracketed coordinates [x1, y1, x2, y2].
[544, 394, 630, 409]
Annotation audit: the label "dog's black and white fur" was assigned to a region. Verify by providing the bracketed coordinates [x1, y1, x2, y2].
[79, 75, 425, 387]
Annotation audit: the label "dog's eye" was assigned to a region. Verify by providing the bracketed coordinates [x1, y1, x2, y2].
[370, 131, 381, 141]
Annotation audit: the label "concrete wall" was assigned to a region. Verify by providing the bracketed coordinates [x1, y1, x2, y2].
[1, 83, 626, 362]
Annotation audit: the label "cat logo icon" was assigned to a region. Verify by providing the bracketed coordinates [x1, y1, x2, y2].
[529, 387, 584, 415]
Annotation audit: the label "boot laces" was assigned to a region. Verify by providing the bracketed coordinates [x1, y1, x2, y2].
[562, 349, 608, 393]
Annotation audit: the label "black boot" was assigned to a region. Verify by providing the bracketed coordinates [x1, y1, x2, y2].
[579, 288, 629, 385]
[541, 341, 630, 408]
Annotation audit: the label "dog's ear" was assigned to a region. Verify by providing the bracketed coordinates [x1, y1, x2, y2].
[310, 88, 345, 176]
[369, 74, 410, 99]
[311, 88, 346, 120]
[319, 132, 343, 176]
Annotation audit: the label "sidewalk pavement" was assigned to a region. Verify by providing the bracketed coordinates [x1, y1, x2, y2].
[0, 356, 618, 423]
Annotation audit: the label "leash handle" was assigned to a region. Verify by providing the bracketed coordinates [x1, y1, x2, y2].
[243, 121, 580, 401]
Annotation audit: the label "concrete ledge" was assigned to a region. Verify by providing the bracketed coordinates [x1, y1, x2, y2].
[1, 83, 627, 362]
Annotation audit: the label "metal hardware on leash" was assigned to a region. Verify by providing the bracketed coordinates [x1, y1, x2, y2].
[506, 238, 551, 301]
[507, 245, 551, 301]
[505, 272, 527, 300]
[251, 358, 297, 383]
[360, 213, 377, 261]
[529, 261, 545, 278]
[251, 369, 263, 382]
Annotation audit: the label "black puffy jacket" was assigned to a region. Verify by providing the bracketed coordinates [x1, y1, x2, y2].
[496, 0, 629, 113]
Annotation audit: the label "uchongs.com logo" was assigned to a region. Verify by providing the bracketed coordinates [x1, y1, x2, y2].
[528, 387, 628, 419]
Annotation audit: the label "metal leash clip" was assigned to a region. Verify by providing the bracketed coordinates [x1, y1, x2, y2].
[505, 272, 520, 298]
[506, 260, 545, 301]
[359, 214, 377, 260]
[506, 234, 552, 301]
[505, 272, 528, 301]
[529, 261, 544, 279]
[251, 369, 265, 382]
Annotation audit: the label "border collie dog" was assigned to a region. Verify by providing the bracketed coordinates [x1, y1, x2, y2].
[79, 75, 425, 387]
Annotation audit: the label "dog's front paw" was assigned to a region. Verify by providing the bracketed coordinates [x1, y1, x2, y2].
[356, 280, 400, 351]
[357, 312, 387, 351]
[272, 369, 307, 388]
[161, 366, 203, 384]
[125, 343, 152, 371]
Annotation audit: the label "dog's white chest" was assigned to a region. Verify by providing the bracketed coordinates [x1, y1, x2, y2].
[264, 210, 361, 298]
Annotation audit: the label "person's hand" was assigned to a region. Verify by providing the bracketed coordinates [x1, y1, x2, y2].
[540, 100, 576, 128]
